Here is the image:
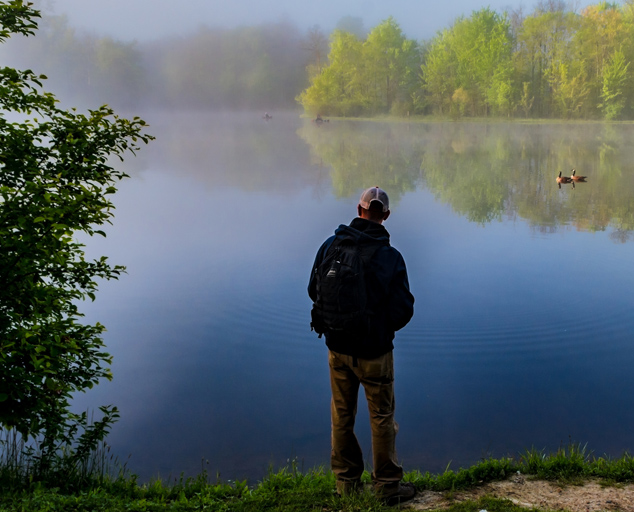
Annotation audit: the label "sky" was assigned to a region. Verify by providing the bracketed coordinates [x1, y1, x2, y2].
[46, 0, 597, 42]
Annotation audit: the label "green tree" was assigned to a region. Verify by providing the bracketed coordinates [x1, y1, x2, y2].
[422, 9, 513, 117]
[514, 6, 579, 117]
[488, 61, 516, 117]
[451, 87, 470, 118]
[0, 0, 152, 468]
[575, 3, 627, 115]
[421, 30, 456, 115]
[549, 60, 590, 118]
[297, 29, 365, 116]
[518, 81, 535, 117]
[457, 9, 513, 116]
[361, 17, 419, 114]
[599, 49, 630, 120]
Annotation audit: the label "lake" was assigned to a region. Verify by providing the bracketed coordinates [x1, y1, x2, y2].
[74, 111, 634, 483]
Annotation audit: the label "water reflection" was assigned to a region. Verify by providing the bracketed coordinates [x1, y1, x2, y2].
[296, 120, 634, 237]
[136, 112, 634, 242]
[142, 110, 324, 192]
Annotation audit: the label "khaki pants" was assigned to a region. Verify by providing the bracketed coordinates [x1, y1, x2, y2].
[328, 350, 403, 494]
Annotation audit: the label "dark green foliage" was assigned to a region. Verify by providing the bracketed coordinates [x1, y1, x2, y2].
[245, 465, 336, 511]
[521, 443, 589, 481]
[0, 408, 121, 491]
[521, 444, 634, 484]
[2, 447, 634, 511]
[409, 457, 518, 492]
[588, 453, 634, 482]
[0, 0, 37, 42]
[407, 443, 634, 493]
[0, 0, 152, 477]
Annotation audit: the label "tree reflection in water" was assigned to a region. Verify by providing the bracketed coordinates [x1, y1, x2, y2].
[297, 120, 634, 239]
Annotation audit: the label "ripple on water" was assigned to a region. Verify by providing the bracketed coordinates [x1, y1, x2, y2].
[398, 301, 632, 363]
[213, 281, 633, 368]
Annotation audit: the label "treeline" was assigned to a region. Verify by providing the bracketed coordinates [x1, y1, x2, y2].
[0, 13, 145, 109]
[299, 1, 634, 120]
[0, 11, 314, 110]
[143, 22, 309, 109]
[4, 2, 634, 119]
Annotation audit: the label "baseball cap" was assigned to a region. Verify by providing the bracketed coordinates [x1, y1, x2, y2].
[359, 186, 389, 212]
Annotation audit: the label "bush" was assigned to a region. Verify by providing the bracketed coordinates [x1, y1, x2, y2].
[0, 0, 152, 478]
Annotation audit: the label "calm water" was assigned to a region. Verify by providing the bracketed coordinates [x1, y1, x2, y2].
[75, 111, 634, 482]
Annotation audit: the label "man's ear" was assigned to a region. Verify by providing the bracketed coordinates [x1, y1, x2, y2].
[382, 210, 391, 221]
[357, 204, 363, 217]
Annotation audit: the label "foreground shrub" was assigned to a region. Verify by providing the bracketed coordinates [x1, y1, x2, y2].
[0, 0, 151, 480]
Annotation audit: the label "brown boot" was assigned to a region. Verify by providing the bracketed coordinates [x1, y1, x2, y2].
[379, 482, 416, 506]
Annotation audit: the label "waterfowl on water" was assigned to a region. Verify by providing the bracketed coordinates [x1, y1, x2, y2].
[556, 171, 572, 184]
[570, 169, 587, 182]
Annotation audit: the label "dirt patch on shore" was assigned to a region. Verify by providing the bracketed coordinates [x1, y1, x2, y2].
[407, 476, 634, 511]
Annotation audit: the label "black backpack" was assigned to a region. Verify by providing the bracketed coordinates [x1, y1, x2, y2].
[310, 237, 385, 338]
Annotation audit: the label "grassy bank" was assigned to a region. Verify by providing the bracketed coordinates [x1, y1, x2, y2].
[1, 444, 634, 511]
[302, 112, 634, 125]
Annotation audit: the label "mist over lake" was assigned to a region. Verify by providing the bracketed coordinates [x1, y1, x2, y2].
[74, 111, 634, 482]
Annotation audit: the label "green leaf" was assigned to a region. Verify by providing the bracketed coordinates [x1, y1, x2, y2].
[0, 1, 152, 448]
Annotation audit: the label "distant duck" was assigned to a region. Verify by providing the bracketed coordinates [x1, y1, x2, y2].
[556, 171, 572, 184]
[570, 169, 587, 182]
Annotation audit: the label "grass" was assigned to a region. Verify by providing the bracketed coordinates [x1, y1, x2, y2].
[2, 444, 634, 511]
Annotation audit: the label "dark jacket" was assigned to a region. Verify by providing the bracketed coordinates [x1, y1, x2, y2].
[308, 217, 414, 359]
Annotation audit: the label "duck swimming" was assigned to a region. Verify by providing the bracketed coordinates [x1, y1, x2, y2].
[556, 171, 572, 184]
[570, 169, 587, 182]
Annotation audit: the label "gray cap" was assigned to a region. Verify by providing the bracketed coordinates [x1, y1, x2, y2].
[359, 186, 389, 212]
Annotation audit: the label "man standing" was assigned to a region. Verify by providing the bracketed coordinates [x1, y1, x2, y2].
[308, 186, 415, 505]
